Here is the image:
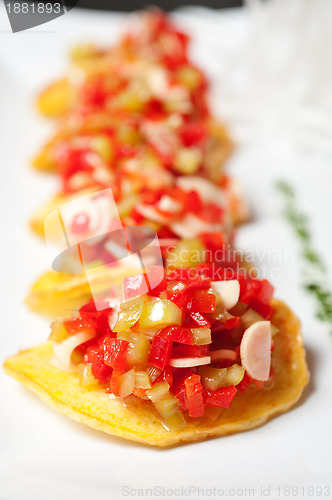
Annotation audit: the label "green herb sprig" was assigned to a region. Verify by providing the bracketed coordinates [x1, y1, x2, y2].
[277, 180, 332, 333]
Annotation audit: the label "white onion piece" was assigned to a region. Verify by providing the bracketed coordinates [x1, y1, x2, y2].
[171, 213, 222, 239]
[210, 349, 237, 361]
[211, 280, 240, 310]
[240, 321, 272, 382]
[136, 203, 171, 224]
[141, 121, 179, 157]
[176, 176, 225, 208]
[169, 356, 211, 368]
[108, 307, 120, 331]
[158, 195, 182, 213]
[146, 66, 169, 98]
[52, 330, 96, 372]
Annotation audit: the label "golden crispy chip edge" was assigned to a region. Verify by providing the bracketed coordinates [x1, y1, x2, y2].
[4, 299, 309, 447]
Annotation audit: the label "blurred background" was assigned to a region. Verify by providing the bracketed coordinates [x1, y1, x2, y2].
[65, 0, 243, 10]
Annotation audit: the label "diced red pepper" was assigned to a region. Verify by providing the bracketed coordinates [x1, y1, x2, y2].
[225, 315, 240, 329]
[148, 337, 173, 370]
[185, 190, 203, 215]
[159, 325, 194, 345]
[63, 316, 96, 335]
[130, 207, 145, 223]
[203, 386, 237, 408]
[103, 338, 129, 372]
[185, 374, 205, 417]
[186, 289, 216, 314]
[140, 187, 164, 205]
[171, 344, 209, 358]
[156, 365, 173, 387]
[79, 302, 112, 335]
[199, 203, 224, 225]
[144, 98, 164, 119]
[110, 370, 122, 397]
[180, 121, 207, 147]
[251, 279, 274, 304]
[170, 368, 196, 411]
[236, 372, 252, 392]
[84, 346, 112, 385]
[184, 275, 211, 292]
[188, 311, 211, 328]
[249, 297, 274, 320]
[241, 279, 274, 307]
[82, 76, 108, 108]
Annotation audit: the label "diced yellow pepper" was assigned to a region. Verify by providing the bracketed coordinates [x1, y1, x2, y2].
[116, 330, 130, 342]
[225, 364, 245, 386]
[174, 148, 201, 174]
[125, 333, 151, 369]
[37, 78, 74, 118]
[117, 124, 141, 145]
[241, 308, 279, 336]
[154, 395, 186, 431]
[116, 90, 146, 113]
[167, 238, 206, 269]
[176, 65, 202, 91]
[119, 369, 135, 398]
[90, 135, 114, 163]
[113, 297, 145, 332]
[70, 43, 98, 62]
[48, 320, 69, 343]
[134, 371, 152, 390]
[116, 193, 139, 217]
[191, 328, 212, 345]
[139, 300, 182, 329]
[78, 364, 98, 388]
[146, 381, 170, 403]
[199, 364, 244, 391]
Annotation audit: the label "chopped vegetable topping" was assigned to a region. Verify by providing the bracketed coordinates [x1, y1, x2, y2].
[50, 267, 278, 427]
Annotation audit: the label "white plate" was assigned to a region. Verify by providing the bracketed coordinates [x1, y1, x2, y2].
[1, 5, 332, 500]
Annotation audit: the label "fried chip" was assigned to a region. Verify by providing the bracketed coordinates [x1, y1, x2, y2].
[4, 299, 309, 447]
[26, 265, 140, 317]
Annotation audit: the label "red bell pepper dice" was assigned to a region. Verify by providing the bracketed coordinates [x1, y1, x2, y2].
[63, 316, 96, 335]
[188, 311, 211, 328]
[203, 386, 237, 408]
[225, 315, 240, 329]
[155, 365, 174, 387]
[159, 326, 194, 345]
[249, 297, 274, 320]
[110, 370, 122, 397]
[236, 372, 252, 393]
[180, 121, 207, 147]
[171, 344, 209, 358]
[170, 368, 196, 411]
[84, 347, 112, 384]
[184, 374, 205, 418]
[252, 279, 274, 304]
[186, 190, 203, 215]
[103, 338, 129, 372]
[148, 337, 173, 370]
[186, 289, 216, 314]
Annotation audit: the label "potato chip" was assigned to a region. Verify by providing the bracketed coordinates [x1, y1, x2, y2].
[4, 299, 309, 447]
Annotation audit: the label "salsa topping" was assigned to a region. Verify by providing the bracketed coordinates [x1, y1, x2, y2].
[50, 266, 277, 430]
